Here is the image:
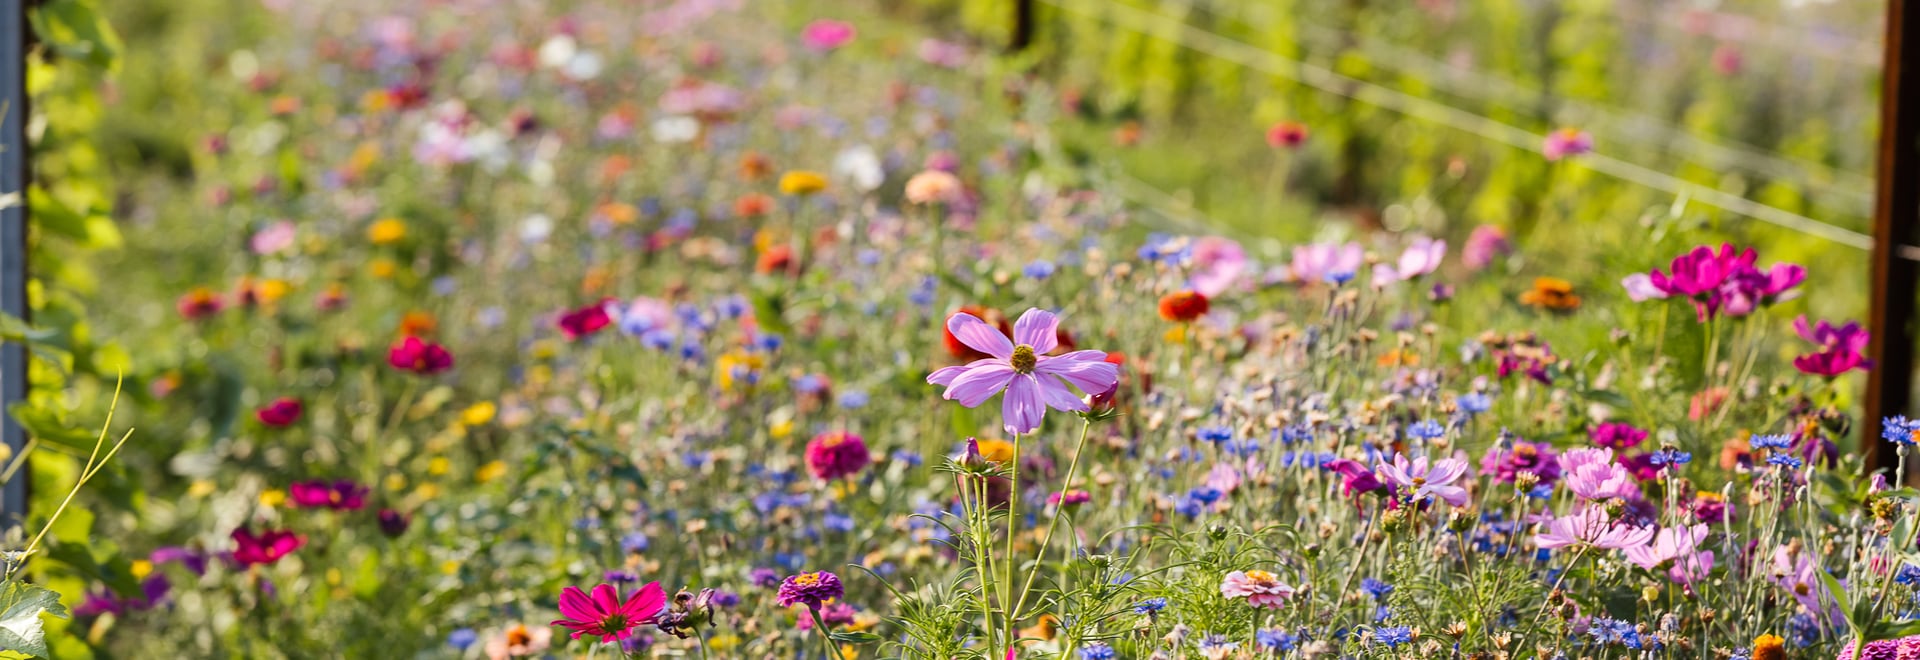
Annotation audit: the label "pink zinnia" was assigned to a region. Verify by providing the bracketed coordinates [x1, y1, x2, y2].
[800, 19, 856, 53]
[388, 336, 454, 375]
[1374, 453, 1470, 506]
[230, 527, 305, 566]
[927, 308, 1120, 434]
[805, 432, 871, 481]
[1219, 570, 1298, 608]
[552, 582, 667, 643]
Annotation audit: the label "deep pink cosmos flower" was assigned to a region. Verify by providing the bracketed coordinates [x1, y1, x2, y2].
[256, 397, 303, 427]
[552, 582, 667, 643]
[388, 336, 454, 374]
[230, 527, 305, 566]
[804, 431, 870, 481]
[557, 299, 615, 340]
[1219, 570, 1298, 608]
[288, 479, 369, 511]
[800, 19, 855, 52]
[1791, 315, 1871, 377]
[1324, 459, 1385, 500]
[1542, 128, 1593, 161]
[1589, 422, 1648, 450]
[927, 308, 1120, 434]
[1644, 244, 1801, 321]
[1375, 454, 1470, 506]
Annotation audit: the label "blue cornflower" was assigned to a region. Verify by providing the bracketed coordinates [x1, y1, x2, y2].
[1197, 634, 1238, 654]
[1897, 564, 1920, 586]
[1197, 426, 1234, 444]
[1360, 577, 1394, 601]
[1649, 447, 1693, 466]
[754, 333, 783, 352]
[620, 532, 649, 553]
[1256, 628, 1298, 651]
[1023, 260, 1056, 279]
[1280, 424, 1314, 445]
[1749, 434, 1793, 450]
[837, 391, 869, 409]
[1886, 416, 1919, 445]
[1134, 597, 1168, 614]
[1407, 420, 1445, 440]
[1458, 393, 1493, 414]
[1588, 617, 1640, 649]
[447, 628, 477, 650]
[1188, 487, 1224, 505]
[1078, 643, 1116, 660]
[1376, 626, 1413, 648]
[1767, 454, 1804, 469]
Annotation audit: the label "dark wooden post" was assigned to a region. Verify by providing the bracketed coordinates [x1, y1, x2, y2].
[1010, 0, 1035, 52]
[0, 0, 28, 520]
[1866, 0, 1920, 478]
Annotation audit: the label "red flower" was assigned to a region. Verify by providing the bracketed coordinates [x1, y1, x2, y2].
[230, 528, 305, 566]
[756, 245, 797, 276]
[387, 336, 453, 375]
[552, 582, 667, 643]
[941, 306, 1011, 361]
[557, 299, 614, 340]
[1266, 121, 1308, 149]
[256, 397, 304, 427]
[1157, 291, 1210, 322]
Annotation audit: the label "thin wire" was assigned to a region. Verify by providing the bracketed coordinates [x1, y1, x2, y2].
[1186, 0, 1878, 213]
[1043, 0, 1878, 251]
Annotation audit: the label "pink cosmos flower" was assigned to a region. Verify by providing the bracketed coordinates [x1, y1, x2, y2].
[552, 582, 667, 643]
[288, 479, 368, 511]
[1624, 524, 1715, 584]
[1287, 242, 1364, 285]
[1542, 128, 1593, 161]
[1372, 236, 1446, 283]
[256, 397, 303, 428]
[1645, 244, 1801, 321]
[1561, 447, 1640, 501]
[1791, 315, 1871, 377]
[1534, 506, 1654, 550]
[1219, 570, 1298, 608]
[1768, 546, 1845, 629]
[800, 19, 856, 53]
[927, 309, 1120, 434]
[250, 221, 297, 255]
[1189, 236, 1247, 297]
[230, 527, 305, 566]
[1620, 273, 1668, 301]
[1374, 453, 1470, 506]
[1461, 224, 1510, 271]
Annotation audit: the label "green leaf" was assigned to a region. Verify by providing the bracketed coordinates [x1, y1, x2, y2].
[1818, 569, 1858, 632]
[827, 631, 882, 644]
[6, 401, 95, 453]
[0, 580, 69, 659]
[28, 0, 121, 72]
[750, 289, 793, 336]
[0, 315, 54, 345]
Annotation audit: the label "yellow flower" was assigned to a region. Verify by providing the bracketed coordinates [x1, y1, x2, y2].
[254, 278, 292, 305]
[429, 457, 451, 476]
[385, 473, 407, 491]
[325, 568, 343, 586]
[349, 142, 381, 175]
[367, 218, 407, 245]
[259, 489, 287, 508]
[461, 401, 497, 426]
[770, 418, 794, 439]
[708, 635, 742, 653]
[188, 480, 217, 497]
[129, 560, 153, 580]
[369, 258, 398, 279]
[975, 439, 1016, 465]
[778, 170, 829, 196]
[716, 350, 767, 391]
[441, 560, 460, 575]
[414, 483, 442, 500]
[475, 460, 508, 483]
[359, 90, 392, 113]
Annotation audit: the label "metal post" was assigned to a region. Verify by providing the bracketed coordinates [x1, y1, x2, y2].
[1866, 0, 1920, 479]
[0, 0, 28, 520]
[1010, 0, 1035, 52]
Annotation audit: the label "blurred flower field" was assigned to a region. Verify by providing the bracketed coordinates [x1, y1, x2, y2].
[3, 0, 1919, 658]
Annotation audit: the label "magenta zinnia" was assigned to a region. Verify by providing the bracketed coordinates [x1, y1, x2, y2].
[551, 582, 667, 643]
[805, 431, 870, 481]
[775, 571, 844, 610]
[927, 308, 1120, 434]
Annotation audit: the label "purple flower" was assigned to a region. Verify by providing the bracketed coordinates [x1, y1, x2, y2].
[775, 571, 844, 610]
[927, 309, 1121, 434]
[1324, 459, 1384, 500]
[1791, 316, 1871, 377]
[1374, 453, 1470, 506]
[1461, 225, 1510, 271]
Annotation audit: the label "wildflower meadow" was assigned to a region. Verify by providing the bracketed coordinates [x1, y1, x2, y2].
[2, 0, 1917, 658]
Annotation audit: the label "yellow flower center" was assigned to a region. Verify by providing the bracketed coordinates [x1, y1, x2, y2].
[1011, 345, 1037, 374]
[793, 572, 823, 586]
[1245, 570, 1277, 585]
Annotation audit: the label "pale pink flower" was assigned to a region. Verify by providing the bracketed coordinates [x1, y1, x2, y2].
[250, 221, 297, 255]
[1374, 453, 1470, 506]
[1189, 237, 1247, 297]
[1561, 447, 1639, 502]
[1624, 524, 1715, 584]
[1534, 506, 1655, 550]
[1219, 570, 1298, 608]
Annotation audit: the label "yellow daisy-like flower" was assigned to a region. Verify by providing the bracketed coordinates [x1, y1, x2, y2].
[259, 489, 288, 508]
[254, 278, 292, 305]
[716, 349, 767, 391]
[462, 401, 497, 426]
[429, 456, 451, 476]
[414, 483, 442, 501]
[129, 560, 153, 580]
[367, 218, 407, 245]
[475, 460, 508, 483]
[778, 170, 829, 196]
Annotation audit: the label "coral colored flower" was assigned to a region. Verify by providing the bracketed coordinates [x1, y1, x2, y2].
[1265, 121, 1308, 149]
[775, 571, 844, 610]
[1791, 316, 1871, 377]
[1374, 453, 1470, 506]
[927, 309, 1120, 434]
[552, 582, 667, 643]
[177, 288, 225, 320]
[1219, 570, 1298, 608]
[800, 19, 856, 52]
[805, 431, 870, 481]
[1519, 277, 1581, 311]
[557, 299, 614, 340]
[1158, 291, 1210, 322]
[388, 336, 454, 374]
[1542, 128, 1593, 161]
[904, 170, 963, 205]
[230, 527, 305, 566]
[484, 622, 552, 659]
[256, 397, 303, 427]
[288, 479, 369, 511]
